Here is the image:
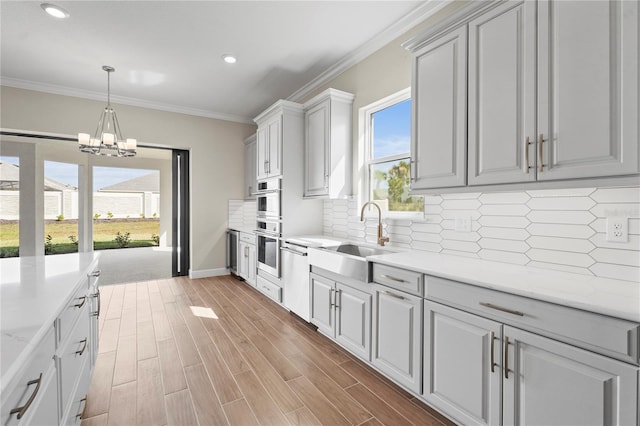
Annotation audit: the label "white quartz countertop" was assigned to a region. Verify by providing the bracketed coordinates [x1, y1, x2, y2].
[1, 252, 100, 393]
[367, 250, 640, 322]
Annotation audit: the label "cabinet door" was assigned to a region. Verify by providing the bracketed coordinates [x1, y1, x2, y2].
[267, 117, 282, 177]
[424, 301, 501, 426]
[256, 127, 269, 181]
[503, 326, 639, 426]
[309, 273, 334, 336]
[372, 284, 422, 393]
[246, 244, 256, 287]
[335, 282, 371, 361]
[304, 100, 330, 197]
[237, 242, 248, 280]
[412, 25, 467, 190]
[537, 1, 639, 180]
[244, 138, 257, 199]
[468, 1, 536, 185]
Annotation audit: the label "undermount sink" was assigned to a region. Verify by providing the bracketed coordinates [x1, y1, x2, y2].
[324, 243, 391, 258]
[308, 243, 396, 282]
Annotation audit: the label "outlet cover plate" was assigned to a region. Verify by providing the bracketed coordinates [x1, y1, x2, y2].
[606, 217, 628, 242]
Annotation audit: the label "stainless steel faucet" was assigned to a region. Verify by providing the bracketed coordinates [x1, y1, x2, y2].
[360, 201, 389, 246]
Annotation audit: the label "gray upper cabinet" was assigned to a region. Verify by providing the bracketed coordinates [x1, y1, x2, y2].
[405, 0, 639, 192]
[256, 113, 282, 180]
[303, 88, 354, 198]
[468, 1, 536, 185]
[244, 133, 257, 199]
[537, 0, 638, 181]
[410, 25, 467, 190]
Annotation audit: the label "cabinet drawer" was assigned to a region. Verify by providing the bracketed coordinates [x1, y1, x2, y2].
[239, 232, 255, 244]
[59, 304, 90, 416]
[426, 275, 640, 365]
[62, 356, 91, 426]
[257, 276, 282, 303]
[372, 263, 423, 296]
[57, 282, 89, 346]
[1, 327, 56, 426]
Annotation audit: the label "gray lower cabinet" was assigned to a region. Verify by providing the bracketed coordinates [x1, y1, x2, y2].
[424, 300, 639, 426]
[371, 283, 422, 394]
[310, 272, 371, 361]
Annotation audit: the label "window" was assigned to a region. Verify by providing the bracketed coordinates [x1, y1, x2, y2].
[362, 89, 423, 215]
[0, 156, 20, 257]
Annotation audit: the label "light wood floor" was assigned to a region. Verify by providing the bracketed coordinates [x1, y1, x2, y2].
[80, 275, 454, 426]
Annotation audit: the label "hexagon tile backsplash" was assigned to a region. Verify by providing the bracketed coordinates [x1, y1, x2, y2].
[324, 186, 640, 282]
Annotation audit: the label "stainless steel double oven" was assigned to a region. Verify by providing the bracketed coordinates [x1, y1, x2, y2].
[255, 178, 281, 278]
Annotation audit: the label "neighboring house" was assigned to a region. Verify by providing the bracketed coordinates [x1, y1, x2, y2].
[0, 161, 78, 219]
[95, 171, 160, 218]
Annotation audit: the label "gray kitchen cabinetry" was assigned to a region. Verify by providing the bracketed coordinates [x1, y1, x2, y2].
[424, 275, 639, 426]
[244, 134, 257, 199]
[310, 271, 372, 361]
[371, 264, 423, 394]
[238, 232, 256, 287]
[408, 25, 467, 190]
[303, 88, 354, 199]
[405, 0, 639, 191]
[256, 111, 283, 180]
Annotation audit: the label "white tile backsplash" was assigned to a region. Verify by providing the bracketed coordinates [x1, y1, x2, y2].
[322, 186, 640, 282]
[228, 199, 256, 231]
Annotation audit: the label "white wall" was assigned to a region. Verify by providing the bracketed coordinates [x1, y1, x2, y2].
[1, 86, 255, 272]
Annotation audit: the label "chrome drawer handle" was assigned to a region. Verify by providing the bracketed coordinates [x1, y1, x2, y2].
[10, 373, 43, 419]
[76, 396, 87, 419]
[380, 274, 406, 283]
[92, 289, 101, 317]
[382, 290, 405, 300]
[74, 296, 86, 309]
[88, 270, 101, 278]
[76, 338, 88, 356]
[479, 302, 524, 317]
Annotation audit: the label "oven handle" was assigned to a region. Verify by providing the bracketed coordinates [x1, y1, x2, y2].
[280, 247, 307, 256]
[254, 230, 280, 238]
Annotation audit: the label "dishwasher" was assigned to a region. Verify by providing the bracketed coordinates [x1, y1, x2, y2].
[281, 240, 310, 321]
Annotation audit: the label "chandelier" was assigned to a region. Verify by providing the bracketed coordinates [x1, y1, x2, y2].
[78, 66, 136, 157]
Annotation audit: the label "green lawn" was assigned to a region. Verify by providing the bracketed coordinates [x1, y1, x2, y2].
[0, 218, 160, 257]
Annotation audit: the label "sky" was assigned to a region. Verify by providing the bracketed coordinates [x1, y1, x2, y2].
[0, 156, 152, 191]
[372, 98, 411, 159]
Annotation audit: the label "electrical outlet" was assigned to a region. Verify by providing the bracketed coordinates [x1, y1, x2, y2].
[455, 215, 472, 232]
[606, 217, 628, 242]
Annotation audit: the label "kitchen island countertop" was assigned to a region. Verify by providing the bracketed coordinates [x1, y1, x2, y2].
[0, 252, 100, 393]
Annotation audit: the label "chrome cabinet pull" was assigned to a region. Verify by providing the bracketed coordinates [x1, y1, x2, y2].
[330, 288, 335, 307]
[380, 274, 406, 283]
[490, 331, 496, 373]
[92, 289, 101, 317]
[76, 396, 87, 419]
[524, 136, 531, 173]
[335, 289, 341, 309]
[382, 290, 405, 300]
[77, 338, 88, 356]
[74, 296, 86, 308]
[479, 302, 524, 317]
[88, 270, 101, 278]
[504, 336, 510, 379]
[279, 247, 308, 256]
[10, 373, 43, 419]
[538, 133, 545, 172]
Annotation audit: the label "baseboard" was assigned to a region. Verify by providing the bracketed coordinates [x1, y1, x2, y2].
[189, 267, 229, 279]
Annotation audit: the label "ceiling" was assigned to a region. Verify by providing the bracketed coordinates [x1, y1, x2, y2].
[0, 1, 441, 124]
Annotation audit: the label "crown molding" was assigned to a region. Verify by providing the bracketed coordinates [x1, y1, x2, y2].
[287, 0, 452, 103]
[0, 77, 255, 124]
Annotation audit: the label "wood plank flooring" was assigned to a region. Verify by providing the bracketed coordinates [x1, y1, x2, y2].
[81, 275, 454, 426]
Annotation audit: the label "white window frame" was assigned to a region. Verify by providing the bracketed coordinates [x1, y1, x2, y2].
[358, 87, 423, 220]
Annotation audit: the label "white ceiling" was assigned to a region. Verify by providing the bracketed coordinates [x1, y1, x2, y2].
[1, 1, 443, 123]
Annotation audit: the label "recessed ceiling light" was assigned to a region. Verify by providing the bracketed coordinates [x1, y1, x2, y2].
[222, 54, 237, 64]
[41, 3, 69, 19]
